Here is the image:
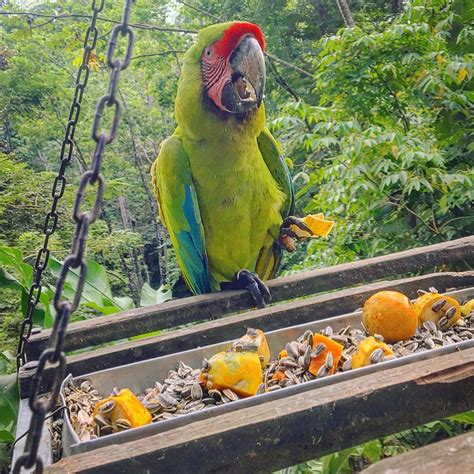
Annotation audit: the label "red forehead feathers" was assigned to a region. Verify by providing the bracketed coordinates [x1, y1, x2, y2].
[214, 22, 265, 58]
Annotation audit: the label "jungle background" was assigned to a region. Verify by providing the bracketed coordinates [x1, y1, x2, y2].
[0, 0, 473, 471]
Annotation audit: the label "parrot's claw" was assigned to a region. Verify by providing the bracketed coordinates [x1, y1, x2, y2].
[235, 269, 271, 309]
[279, 216, 313, 253]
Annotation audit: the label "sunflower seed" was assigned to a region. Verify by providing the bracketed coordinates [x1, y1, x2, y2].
[405, 342, 419, 352]
[438, 316, 450, 329]
[143, 401, 161, 413]
[429, 286, 438, 293]
[383, 355, 396, 362]
[311, 343, 326, 358]
[285, 342, 299, 359]
[280, 357, 299, 369]
[431, 299, 447, 312]
[157, 392, 177, 409]
[316, 365, 329, 378]
[325, 351, 334, 369]
[303, 346, 311, 367]
[93, 414, 111, 429]
[423, 320, 437, 332]
[186, 400, 205, 410]
[374, 334, 384, 342]
[181, 386, 192, 399]
[425, 337, 435, 349]
[321, 326, 333, 337]
[208, 389, 222, 401]
[284, 370, 300, 385]
[417, 289, 428, 296]
[222, 389, 239, 401]
[202, 358, 210, 370]
[370, 348, 384, 364]
[342, 358, 352, 371]
[114, 418, 131, 431]
[99, 424, 113, 436]
[256, 383, 266, 395]
[445, 306, 456, 320]
[98, 400, 115, 414]
[191, 383, 202, 401]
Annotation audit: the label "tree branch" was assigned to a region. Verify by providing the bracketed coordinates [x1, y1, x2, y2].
[131, 50, 186, 62]
[176, 1, 223, 22]
[0, 11, 198, 34]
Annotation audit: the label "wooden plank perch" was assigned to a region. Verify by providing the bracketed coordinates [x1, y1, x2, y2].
[26, 236, 474, 358]
[45, 346, 474, 473]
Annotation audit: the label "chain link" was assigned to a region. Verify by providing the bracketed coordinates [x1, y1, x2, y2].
[13, 1, 135, 472]
[15, 0, 106, 371]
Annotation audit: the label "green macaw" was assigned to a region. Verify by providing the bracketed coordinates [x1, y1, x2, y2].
[151, 21, 308, 306]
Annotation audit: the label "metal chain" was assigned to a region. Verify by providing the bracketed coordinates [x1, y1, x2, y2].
[16, 0, 106, 371]
[13, 1, 135, 472]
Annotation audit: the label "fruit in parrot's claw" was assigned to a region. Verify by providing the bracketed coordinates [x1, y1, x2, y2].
[151, 22, 297, 306]
[232, 327, 271, 366]
[290, 214, 335, 239]
[414, 291, 461, 328]
[362, 290, 418, 343]
[199, 351, 263, 397]
[351, 336, 394, 369]
[93, 388, 151, 433]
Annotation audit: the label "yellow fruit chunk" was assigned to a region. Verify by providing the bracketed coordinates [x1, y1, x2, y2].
[351, 337, 394, 369]
[413, 292, 461, 328]
[461, 299, 474, 317]
[232, 328, 271, 366]
[363, 291, 418, 343]
[93, 388, 151, 429]
[200, 351, 263, 397]
[290, 213, 335, 239]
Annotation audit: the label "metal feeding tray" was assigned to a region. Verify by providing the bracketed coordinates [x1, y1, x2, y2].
[60, 287, 474, 456]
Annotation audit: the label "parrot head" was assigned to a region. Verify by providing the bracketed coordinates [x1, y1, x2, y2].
[175, 21, 266, 128]
[199, 22, 266, 115]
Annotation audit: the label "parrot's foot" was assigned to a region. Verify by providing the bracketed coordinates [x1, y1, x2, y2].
[279, 216, 313, 252]
[222, 269, 271, 309]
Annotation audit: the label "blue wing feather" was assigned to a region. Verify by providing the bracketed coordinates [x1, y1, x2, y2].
[151, 136, 211, 294]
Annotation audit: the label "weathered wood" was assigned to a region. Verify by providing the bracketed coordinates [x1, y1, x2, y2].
[26, 237, 474, 358]
[364, 431, 474, 474]
[19, 271, 474, 397]
[45, 346, 474, 473]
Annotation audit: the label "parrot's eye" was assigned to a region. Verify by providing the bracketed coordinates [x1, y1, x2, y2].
[205, 48, 212, 57]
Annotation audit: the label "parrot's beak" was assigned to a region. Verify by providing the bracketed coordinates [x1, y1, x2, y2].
[221, 35, 266, 114]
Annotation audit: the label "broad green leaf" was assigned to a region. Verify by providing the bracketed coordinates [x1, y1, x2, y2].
[140, 283, 172, 307]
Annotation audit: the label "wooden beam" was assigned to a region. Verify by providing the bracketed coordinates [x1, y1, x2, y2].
[19, 271, 474, 397]
[26, 237, 474, 358]
[45, 347, 474, 473]
[364, 431, 474, 474]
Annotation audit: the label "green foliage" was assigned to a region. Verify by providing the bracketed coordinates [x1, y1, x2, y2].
[0, 243, 170, 356]
[0, 352, 18, 472]
[277, 410, 474, 473]
[275, 0, 473, 272]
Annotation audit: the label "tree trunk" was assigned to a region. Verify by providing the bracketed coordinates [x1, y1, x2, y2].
[391, 0, 403, 14]
[336, 0, 355, 27]
[118, 195, 143, 306]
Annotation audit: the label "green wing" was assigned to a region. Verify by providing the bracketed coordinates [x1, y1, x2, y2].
[256, 127, 295, 280]
[151, 136, 211, 294]
[257, 127, 295, 217]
